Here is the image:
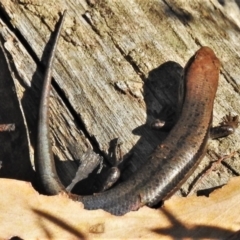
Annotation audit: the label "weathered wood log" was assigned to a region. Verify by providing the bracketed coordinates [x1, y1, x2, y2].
[0, 0, 240, 196]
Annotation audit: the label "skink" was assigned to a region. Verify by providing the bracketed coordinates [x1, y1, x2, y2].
[36, 11, 238, 215]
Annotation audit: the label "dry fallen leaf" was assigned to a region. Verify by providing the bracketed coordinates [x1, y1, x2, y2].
[0, 177, 240, 239]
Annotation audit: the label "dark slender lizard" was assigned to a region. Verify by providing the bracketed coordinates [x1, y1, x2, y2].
[36, 11, 239, 216]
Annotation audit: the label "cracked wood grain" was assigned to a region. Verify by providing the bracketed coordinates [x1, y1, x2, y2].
[0, 0, 240, 197]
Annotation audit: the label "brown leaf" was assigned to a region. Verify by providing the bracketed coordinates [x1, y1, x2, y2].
[0, 177, 240, 239]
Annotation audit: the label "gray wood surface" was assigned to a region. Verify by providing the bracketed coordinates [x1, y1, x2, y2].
[0, 0, 240, 196]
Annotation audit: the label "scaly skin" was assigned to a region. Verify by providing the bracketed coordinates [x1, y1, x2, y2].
[36, 11, 238, 216]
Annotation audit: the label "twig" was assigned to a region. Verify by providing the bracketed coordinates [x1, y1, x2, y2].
[188, 151, 237, 195]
